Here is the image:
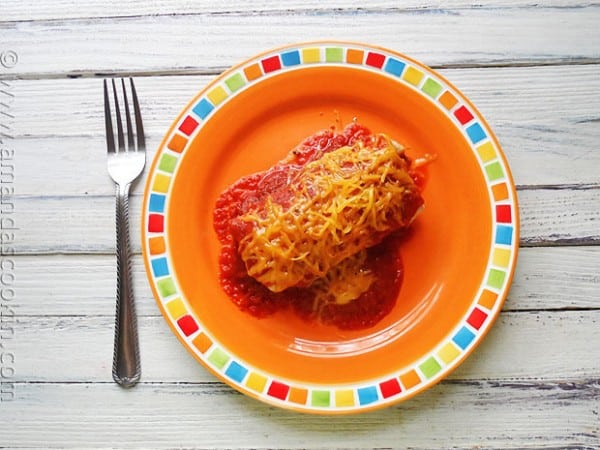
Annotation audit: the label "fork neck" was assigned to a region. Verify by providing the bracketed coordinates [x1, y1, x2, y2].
[117, 183, 131, 198]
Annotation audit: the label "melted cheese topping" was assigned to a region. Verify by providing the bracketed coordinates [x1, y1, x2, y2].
[311, 250, 375, 305]
[237, 134, 420, 296]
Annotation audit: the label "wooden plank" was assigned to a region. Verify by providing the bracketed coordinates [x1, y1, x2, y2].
[1, 7, 599, 77]
[7, 311, 600, 383]
[5, 187, 599, 254]
[0, 0, 593, 22]
[508, 247, 600, 311]
[4, 64, 600, 197]
[10, 247, 600, 317]
[518, 187, 600, 246]
[0, 381, 597, 448]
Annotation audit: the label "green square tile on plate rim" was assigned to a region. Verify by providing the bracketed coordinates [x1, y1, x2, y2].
[487, 268, 506, 289]
[422, 78, 443, 98]
[157, 278, 177, 298]
[158, 153, 178, 173]
[419, 357, 442, 379]
[311, 390, 331, 407]
[225, 73, 246, 92]
[485, 161, 505, 181]
[325, 47, 344, 62]
[208, 347, 230, 369]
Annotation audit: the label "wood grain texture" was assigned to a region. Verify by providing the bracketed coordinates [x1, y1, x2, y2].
[6, 311, 600, 383]
[9, 247, 600, 317]
[1, 6, 599, 78]
[1, 0, 595, 22]
[3, 64, 600, 196]
[0, 381, 597, 449]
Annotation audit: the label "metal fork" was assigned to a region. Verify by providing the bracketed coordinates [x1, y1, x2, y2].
[104, 78, 145, 387]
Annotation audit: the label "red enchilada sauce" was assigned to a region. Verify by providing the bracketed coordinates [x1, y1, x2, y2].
[213, 123, 424, 330]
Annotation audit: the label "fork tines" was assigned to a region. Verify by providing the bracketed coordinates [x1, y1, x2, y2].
[103, 78, 146, 154]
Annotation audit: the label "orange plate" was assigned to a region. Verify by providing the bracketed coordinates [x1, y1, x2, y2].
[142, 42, 519, 414]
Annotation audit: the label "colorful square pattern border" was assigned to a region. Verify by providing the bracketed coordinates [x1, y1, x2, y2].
[142, 42, 518, 413]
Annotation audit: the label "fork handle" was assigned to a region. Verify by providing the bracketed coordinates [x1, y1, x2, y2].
[112, 183, 141, 387]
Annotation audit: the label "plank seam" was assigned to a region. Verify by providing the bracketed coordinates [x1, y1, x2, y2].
[2, 59, 600, 81]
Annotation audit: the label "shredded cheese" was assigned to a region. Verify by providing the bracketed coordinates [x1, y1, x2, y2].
[237, 134, 421, 297]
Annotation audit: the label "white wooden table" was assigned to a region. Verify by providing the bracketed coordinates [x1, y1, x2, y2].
[1, 2, 599, 448]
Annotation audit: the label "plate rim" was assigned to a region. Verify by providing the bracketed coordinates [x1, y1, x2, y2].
[141, 40, 520, 415]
